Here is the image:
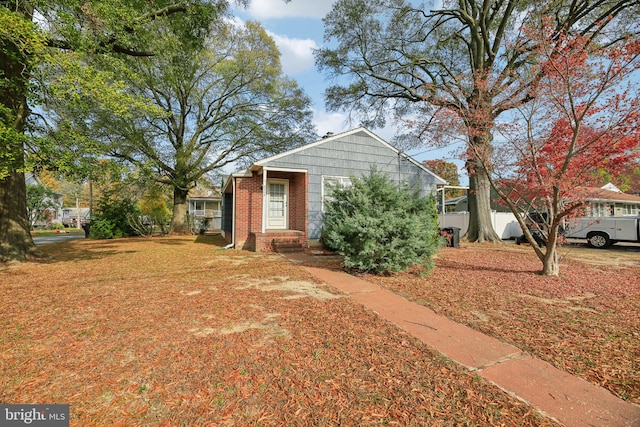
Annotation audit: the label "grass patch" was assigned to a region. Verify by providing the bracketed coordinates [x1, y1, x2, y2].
[30, 228, 85, 237]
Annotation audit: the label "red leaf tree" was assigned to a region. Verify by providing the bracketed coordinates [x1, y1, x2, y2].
[484, 23, 640, 276]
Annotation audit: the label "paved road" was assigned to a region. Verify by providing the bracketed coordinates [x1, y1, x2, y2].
[33, 233, 86, 245]
[564, 238, 640, 252]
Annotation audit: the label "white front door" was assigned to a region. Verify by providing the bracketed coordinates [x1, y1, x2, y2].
[266, 179, 288, 229]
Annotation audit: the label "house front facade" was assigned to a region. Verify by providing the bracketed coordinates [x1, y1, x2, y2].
[61, 208, 90, 227]
[221, 128, 447, 252]
[187, 194, 222, 230]
[581, 184, 640, 217]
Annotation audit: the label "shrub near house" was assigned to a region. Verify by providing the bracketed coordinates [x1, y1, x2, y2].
[322, 168, 442, 274]
[89, 193, 139, 239]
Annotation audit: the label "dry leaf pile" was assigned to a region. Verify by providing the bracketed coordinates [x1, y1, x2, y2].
[0, 236, 558, 426]
[365, 243, 640, 403]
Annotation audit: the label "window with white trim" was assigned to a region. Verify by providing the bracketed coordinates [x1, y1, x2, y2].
[322, 176, 352, 211]
[590, 202, 611, 217]
[190, 201, 206, 216]
[623, 204, 638, 216]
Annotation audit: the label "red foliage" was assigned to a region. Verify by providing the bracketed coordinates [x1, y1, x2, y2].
[488, 24, 640, 269]
[516, 118, 639, 206]
[516, 28, 640, 203]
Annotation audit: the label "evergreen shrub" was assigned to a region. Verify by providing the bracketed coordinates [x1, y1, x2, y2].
[322, 168, 442, 274]
[89, 192, 140, 239]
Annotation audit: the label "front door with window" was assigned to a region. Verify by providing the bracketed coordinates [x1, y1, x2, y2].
[266, 179, 288, 229]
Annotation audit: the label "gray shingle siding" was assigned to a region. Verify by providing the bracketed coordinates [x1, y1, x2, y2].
[258, 130, 444, 240]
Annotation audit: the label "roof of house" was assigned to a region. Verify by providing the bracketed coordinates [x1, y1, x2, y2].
[222, 127, 448, 192]
[578, 186, 640, 203]
[25, 172, 42, 186]
[62, 208, 90, 218]
[187, 194, 221, 201]
[250, 127, 447, 184]
[443, 195, 467, 205]
[25, 172, 63, 196]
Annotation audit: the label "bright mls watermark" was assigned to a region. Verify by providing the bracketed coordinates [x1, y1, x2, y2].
[0, 405, 69, 426]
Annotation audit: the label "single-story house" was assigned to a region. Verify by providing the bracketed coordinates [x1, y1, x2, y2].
[444, 194, 470, 213]
[187, 193, 222, 230]
[444, 183, 640, 217]
[221, 127, 447, 252]
[61, 207, 91, 227]
[580, 183, 640, 217]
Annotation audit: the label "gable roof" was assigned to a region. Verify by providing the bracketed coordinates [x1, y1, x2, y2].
[25, 172, 42, 187]
[252, 127, 447, 184]
[25, 172, 63, 197]
[578, 186, 640, 204]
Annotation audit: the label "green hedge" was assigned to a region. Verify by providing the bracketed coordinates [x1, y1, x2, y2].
[322, 168, 442, 274]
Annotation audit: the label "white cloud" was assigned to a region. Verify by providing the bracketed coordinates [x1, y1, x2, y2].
[311, 110, 401, 142]
[245, 0, 335, 19]
[312, 109, 350, 137]
[225, 16, 318, 75]
[269, 32, 318, 75]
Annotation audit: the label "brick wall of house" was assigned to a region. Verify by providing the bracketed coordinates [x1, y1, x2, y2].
[234, 174, 263, 251]
[266, 171, 308, 236]
[292, 172, 308, 236]
[233, 171, 309, 252]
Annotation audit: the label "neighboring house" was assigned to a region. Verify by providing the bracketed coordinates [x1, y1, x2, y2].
[25, 173, 63, 228]
[444, 188, 511, 213]
[61, 208, 91, 227]
[444, 183, 640, 217]
[580, 183, 640, 217]
[221, 127, 447, 252]
[439, 182, 640, 240]
[187, 193, 222, 230]
[443, 195, 469, 213]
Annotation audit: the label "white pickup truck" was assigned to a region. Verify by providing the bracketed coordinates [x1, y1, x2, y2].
[565, 216, 640, 248]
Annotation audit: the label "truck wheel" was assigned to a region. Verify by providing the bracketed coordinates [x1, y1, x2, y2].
[587, 232, 611, 249]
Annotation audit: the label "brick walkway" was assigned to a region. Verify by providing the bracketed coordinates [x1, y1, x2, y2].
[283, 251, 640, 427]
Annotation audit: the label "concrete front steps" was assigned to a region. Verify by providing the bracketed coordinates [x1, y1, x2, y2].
[272, 239, 304, 253]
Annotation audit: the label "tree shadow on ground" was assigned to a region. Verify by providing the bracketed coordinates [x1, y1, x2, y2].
[436, 258, 539, 275]
[34, 239, 135, 263]
[194, 233, 225, 246]
[29, 235, 227, 265]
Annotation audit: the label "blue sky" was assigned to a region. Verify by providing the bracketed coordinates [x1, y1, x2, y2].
[232, 0, 468, 183]
[232, 1, 340, 135]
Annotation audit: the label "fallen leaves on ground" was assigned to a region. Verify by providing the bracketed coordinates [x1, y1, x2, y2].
[1, 236, 558, 426]
[363, 243, 640, 404]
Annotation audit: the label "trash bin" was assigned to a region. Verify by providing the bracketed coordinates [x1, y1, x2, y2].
[440, 227, 461, 248]
[81, 222, 91, 238]
[449, 226, 460, 248]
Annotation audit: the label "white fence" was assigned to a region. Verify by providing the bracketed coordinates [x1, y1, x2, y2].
[438, 212, 523, 240]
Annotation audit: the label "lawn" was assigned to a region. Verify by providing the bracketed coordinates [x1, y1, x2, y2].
[0, 236, 559, 426]
[30, 228, 85, 237]
[363, 242, 640, 404]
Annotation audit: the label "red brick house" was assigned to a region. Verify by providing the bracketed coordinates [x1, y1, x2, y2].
[221, 128, 446, 252]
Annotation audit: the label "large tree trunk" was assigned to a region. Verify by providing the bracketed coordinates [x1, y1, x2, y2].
[0, 2, 41, 262]
[466, 163, 501, 243]
[170, 187, 190, 233]
[464, 87, 502, 243]
[0, 171, 41, 262]
[464, 121, 502, 243]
